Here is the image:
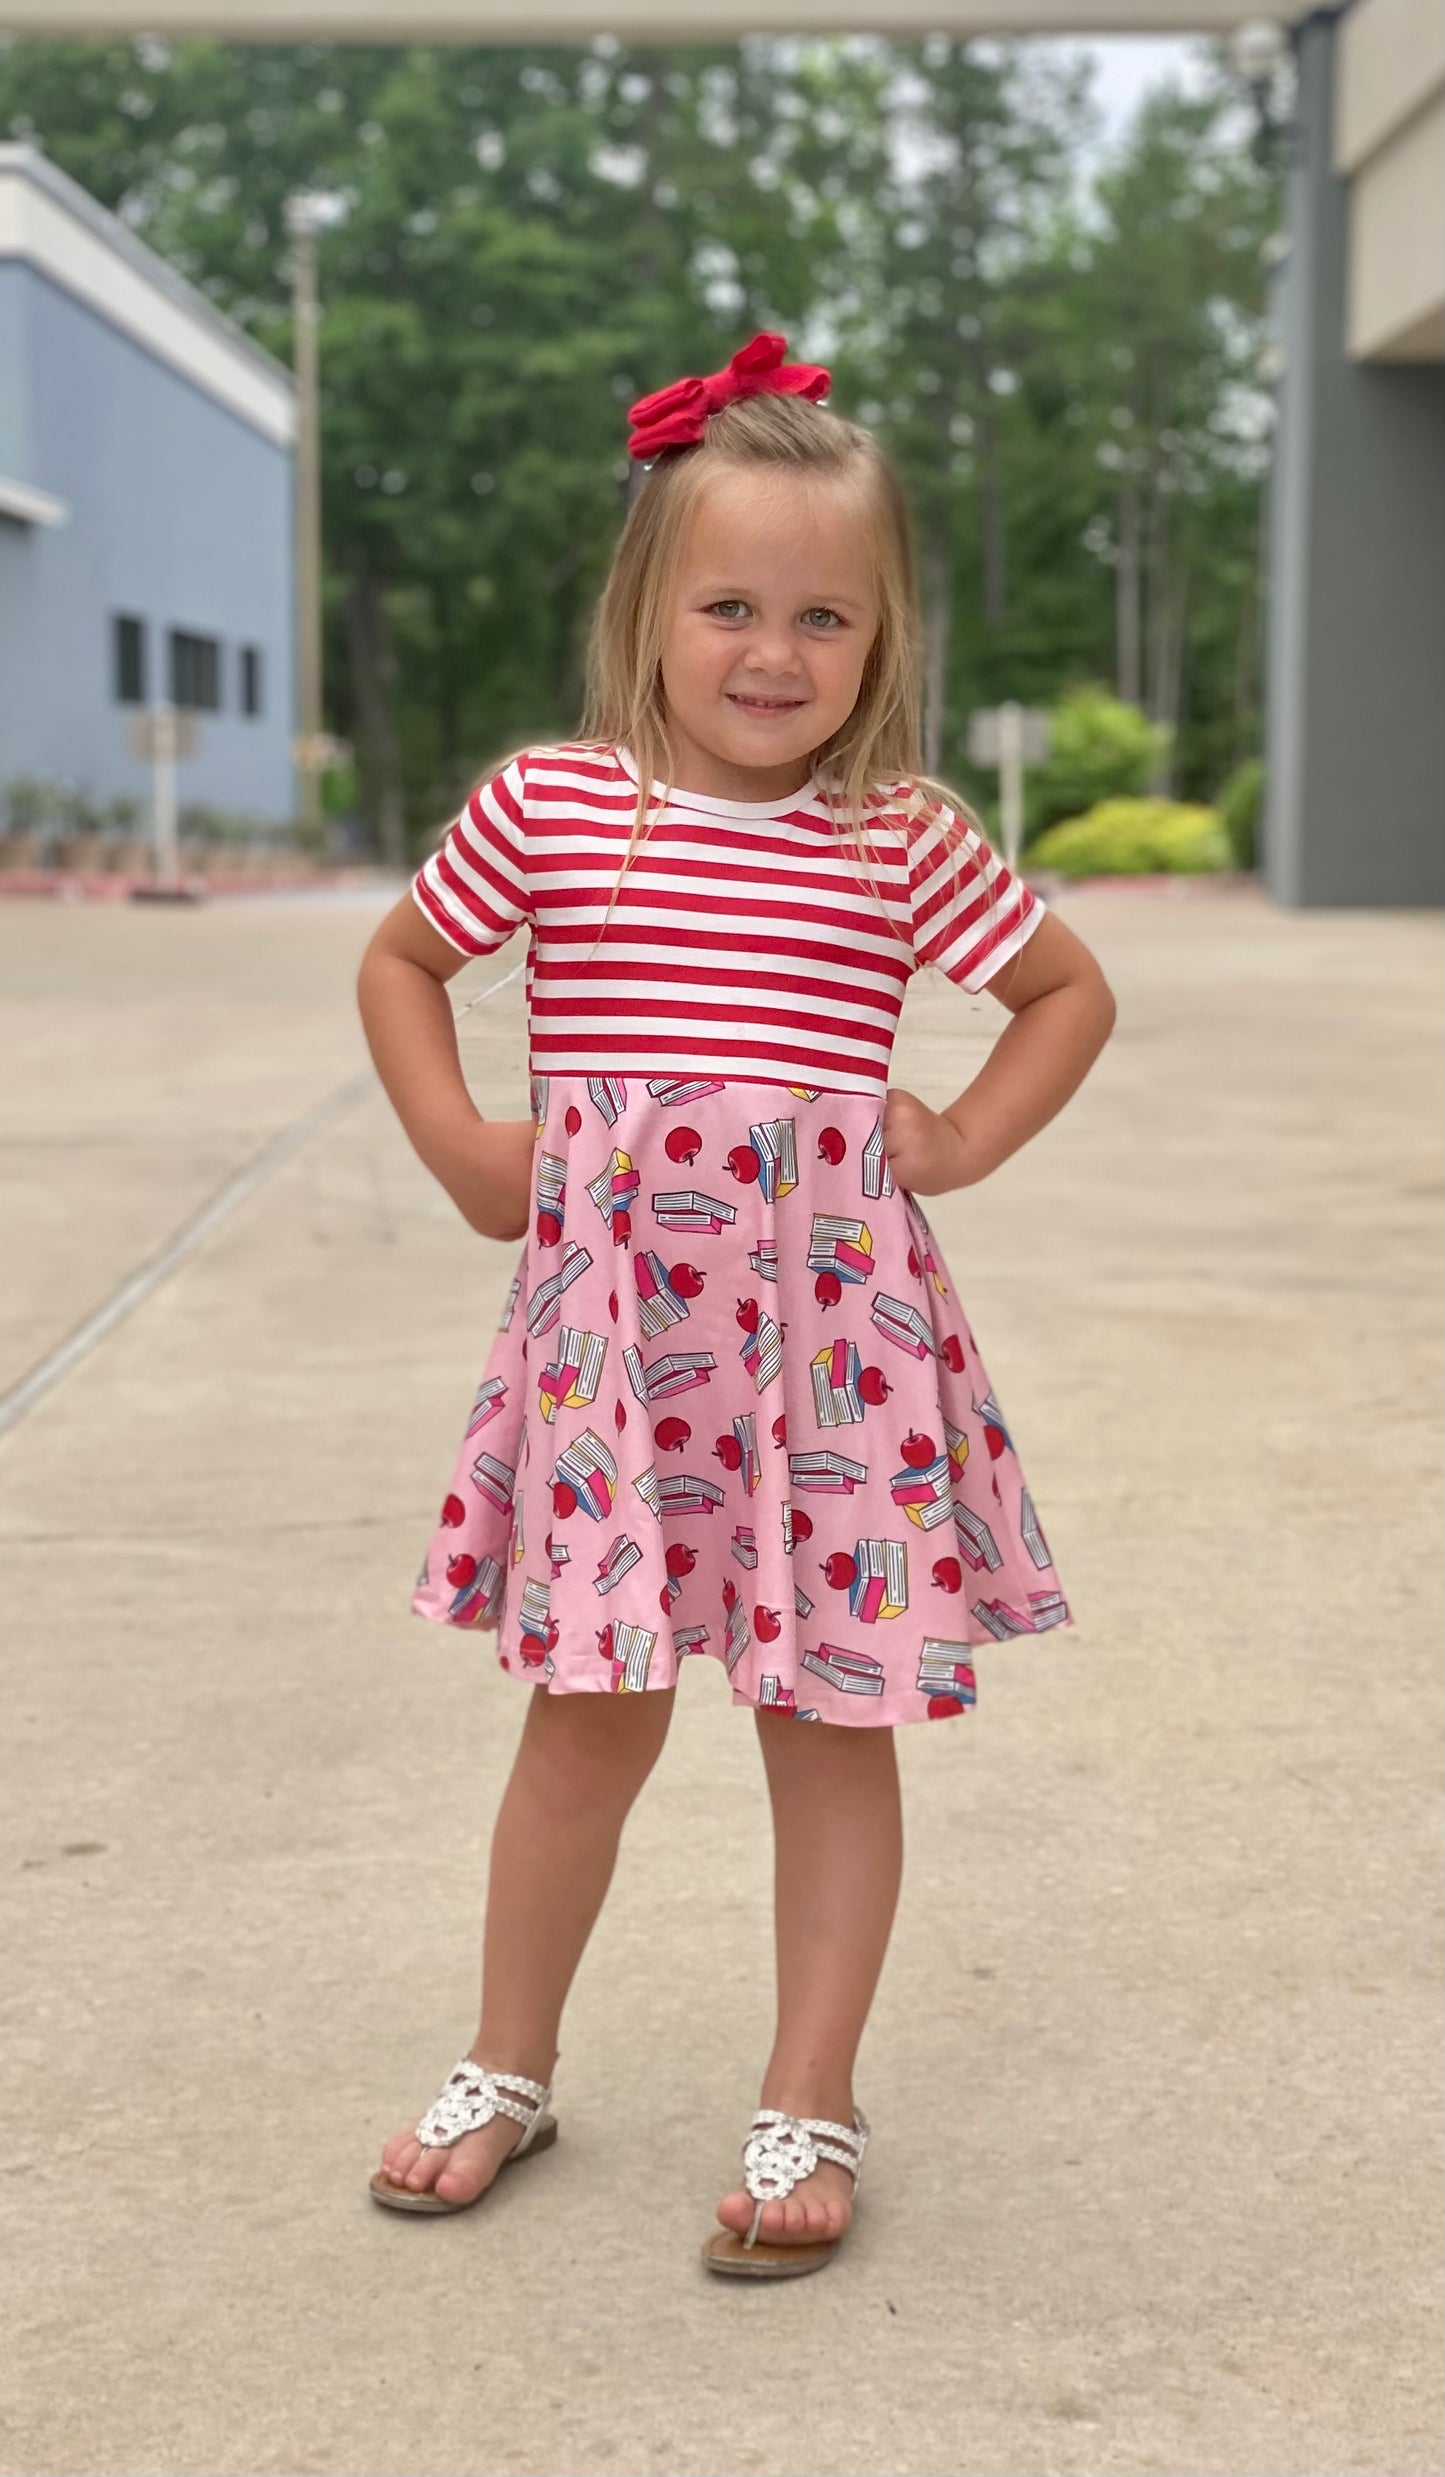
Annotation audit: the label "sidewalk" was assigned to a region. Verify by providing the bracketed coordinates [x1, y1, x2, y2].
[0, 880, 1439, 2477]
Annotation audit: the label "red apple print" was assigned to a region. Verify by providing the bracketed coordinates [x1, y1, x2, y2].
[612, 1209, 632, 1248]
[543, 1617, 559, 1652]
[595, 1623, 614, 1662]
[520, 1340, 528, 1361]
[857, 1364, 891, 1406]
[721, 1577, 738, 1611]
[552, 1480, 577, 1518]
[671, 1263, 705, 1300]
[991, 1474, 1001, 1500]
[735, 1296, 760, 1334]
[607, 1289, 619, 1322]
[900, 1429, 935, 1468]
[817, 1127, 846, 1165]
[714, 1433, 744, 1471]
[927, 1695, 965, 1720]
[823, 1551, 858, 1589]
[665, 1542, 696, 1579]
[614, 1400, 627, 1433]
[536, 1209, 562, 1246]
[446, 1551, 478, 1587]
[790, 1507, 814, 1542]
[564, 1105, 582, 1135]
[664, 1125, 702, 1164]
[754, 1606, 782, 1643]
[984, 1423, 1006, 1460]
[726, 1144, 761, 1184]
[655, 1415, 690, 1453]
[815, 1271, 843, 1309]
[771, 1413, 787, 1449]
[907, 1245, 921, 1279]
[940, 1333, 965, 1373]
[519, 1640, 547, 1668]
[931, 1556, 963, 1594]
[441, 1493, 466, 1528]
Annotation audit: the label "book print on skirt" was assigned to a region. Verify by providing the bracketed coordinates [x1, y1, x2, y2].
[410, 1073, 1076, 1726]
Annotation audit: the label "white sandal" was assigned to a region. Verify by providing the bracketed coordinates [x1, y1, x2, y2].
[700, 2105, 869, 2277]
[369, 2057, 558, 2215]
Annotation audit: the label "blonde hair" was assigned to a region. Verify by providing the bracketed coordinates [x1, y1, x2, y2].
[476, 389, 1022, 984]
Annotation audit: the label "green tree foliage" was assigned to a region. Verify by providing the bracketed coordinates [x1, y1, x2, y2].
[1050, 75, 1276, 796]
[0, 31, 1277, 857]
[1217, 753, 1264, 869]
[1024, 685, 1167, 838]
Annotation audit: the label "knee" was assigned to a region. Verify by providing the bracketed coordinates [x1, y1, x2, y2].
[527, 1686, 674, 1810]
[755, 1708, 898, 1780]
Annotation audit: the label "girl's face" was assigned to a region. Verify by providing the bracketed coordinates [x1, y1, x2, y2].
[657, 466, 879, 803]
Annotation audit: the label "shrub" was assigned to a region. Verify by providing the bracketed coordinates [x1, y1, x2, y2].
[1217, 757, 1263, 871]
[3, 776, 66, 832]
[1029, 797, 1232, 877]
[0, 775, 107, 854]
[1025, 687, 1169, 837]
[179, 802, 278, 844]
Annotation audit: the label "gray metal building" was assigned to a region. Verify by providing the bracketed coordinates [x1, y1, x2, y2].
[0, 145, 296, 825]
[1264, 1, 1445, 905]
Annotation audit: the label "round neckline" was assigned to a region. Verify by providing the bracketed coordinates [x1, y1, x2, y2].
[614, 741, 827, 820]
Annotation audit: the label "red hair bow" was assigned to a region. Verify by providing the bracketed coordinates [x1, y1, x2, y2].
[626, 329, 831, 462]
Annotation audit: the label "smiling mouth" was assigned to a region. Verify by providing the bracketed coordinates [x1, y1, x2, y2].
[727, 693, 806, 713]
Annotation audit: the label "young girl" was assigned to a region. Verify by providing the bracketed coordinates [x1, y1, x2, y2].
[357, 331, 1116, 2277]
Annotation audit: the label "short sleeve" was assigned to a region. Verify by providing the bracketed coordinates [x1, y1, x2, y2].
[410, 751, 531, 958]
[908, 795, 1046, 993]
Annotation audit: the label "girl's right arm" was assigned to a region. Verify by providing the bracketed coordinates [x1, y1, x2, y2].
[356, 894, 534, 1242]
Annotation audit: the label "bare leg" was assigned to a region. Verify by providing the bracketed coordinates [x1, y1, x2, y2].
[715, 1712, 903, 2244]
[380, 1680, 675, 2203]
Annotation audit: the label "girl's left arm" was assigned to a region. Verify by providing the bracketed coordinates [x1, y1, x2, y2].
[883, 911, 1116, 1194]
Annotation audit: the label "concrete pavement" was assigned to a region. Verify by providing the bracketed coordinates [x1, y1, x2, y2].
[0, 878, 1440, 2477]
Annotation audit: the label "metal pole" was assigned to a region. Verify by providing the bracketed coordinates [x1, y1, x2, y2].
[153, 703, 179, 887]
[997, 699, 1024, 872]
[287, 200, 324, 838]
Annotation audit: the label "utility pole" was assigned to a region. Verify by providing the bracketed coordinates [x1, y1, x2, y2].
[285, 193, 326, 839]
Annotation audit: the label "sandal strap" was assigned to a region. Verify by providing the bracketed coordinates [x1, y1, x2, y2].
[750, 2106, 868, 2165]
[414, 2056, 551, 2152]
[741, 2106, 869, 2206]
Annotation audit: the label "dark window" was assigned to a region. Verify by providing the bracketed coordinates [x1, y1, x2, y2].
[240, 644, 263, 718]
[168, 629, 222, 712]
[113, 613, 147, 704]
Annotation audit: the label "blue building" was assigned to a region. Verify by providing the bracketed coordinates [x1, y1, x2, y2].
[0, 144, 296, 825]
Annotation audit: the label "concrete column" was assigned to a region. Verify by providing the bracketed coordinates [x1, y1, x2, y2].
[1264, 9, 1445, 907]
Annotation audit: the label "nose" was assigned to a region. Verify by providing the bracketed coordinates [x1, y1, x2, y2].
[742, 622, 803, 682]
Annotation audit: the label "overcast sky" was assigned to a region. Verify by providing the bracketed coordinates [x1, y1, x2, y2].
[1072, 33, 1214, 146]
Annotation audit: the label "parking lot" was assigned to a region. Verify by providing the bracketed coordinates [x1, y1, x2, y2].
[1, 877, 1439, 2477]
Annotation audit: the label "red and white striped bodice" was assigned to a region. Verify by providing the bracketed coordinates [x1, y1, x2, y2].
[411, 739, 1044, 1098]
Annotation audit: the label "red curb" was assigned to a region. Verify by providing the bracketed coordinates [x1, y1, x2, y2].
[0, 868, 379, 900]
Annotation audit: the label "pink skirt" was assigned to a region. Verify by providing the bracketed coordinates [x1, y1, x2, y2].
[411, 1073, 1075, 1725]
